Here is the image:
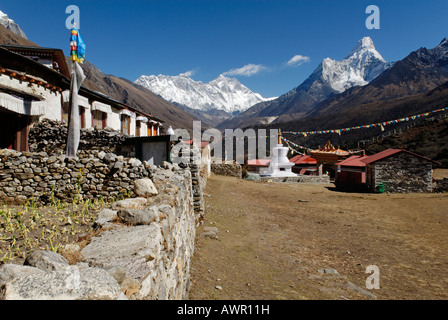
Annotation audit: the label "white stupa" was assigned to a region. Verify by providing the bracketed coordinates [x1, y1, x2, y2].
[260, 130, 297, 177]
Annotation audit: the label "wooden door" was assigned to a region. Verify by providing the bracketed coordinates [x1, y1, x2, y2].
[0, 113, 30, 152]
[121, 115, 130, 135]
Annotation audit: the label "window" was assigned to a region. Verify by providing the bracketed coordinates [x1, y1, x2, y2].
[92, 110, 107, 130]
[136, 120, 141, 137]
[62, 102, 69, 124]
[121, 115, 130, 135]
[79, 107, 86, 129]
[62, 104, 87, 129]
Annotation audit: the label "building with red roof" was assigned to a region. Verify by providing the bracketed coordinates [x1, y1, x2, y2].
[333, 149, 441, 193]
[246, 159, 271, 174]
[290, 155, 319, 175]
[360, 149, 440, 193]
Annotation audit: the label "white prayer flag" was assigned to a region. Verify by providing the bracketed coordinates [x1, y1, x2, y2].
[66, 62, 86, 157]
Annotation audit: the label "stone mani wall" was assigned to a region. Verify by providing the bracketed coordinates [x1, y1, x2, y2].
[0, 119, 149, 204]
[434, 178, 448, 193]
[190, 146, 209, 223]
[0, 166, 200, 300]
[79, 166, 198, 300]
[211, 163, 242, 178]
[0, 151, 208, 300]
[0, 120, 210, 299]
[29, 119, 127, 156]
[0, 149, 151, 204]
[259, 175, 331, 184]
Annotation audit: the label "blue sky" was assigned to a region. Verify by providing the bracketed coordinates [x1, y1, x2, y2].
[2, 0, 447, 97]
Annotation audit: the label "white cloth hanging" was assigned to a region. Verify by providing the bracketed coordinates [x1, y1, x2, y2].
[136, 116, 148, 123]
[91, 101, 112, 114]
[0, 92, 46, 116]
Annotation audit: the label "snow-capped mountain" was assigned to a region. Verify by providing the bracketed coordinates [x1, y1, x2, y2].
[135, 73, 274, 114]
[0, 10, 27, 39]
[307, 36, 391, 96]
[217, 37, 392, 129]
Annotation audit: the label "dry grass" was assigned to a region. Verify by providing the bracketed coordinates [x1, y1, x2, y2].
[190, 175, 448, 300]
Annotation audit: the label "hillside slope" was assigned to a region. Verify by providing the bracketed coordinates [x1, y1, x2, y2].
[307, 38, 448, 121]
[366, 117, 448, 167]
[220, 38, 448, 132]
[0, 24, 37, 47]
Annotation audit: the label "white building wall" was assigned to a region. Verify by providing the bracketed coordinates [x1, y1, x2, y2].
[130, 117, 136, 136]
[141, 121, 148, 137]
[41, 90, 62, 121]
[83, 105, 92, 129]
[0, 74, 63, 121]
[108, 108, 121, 131]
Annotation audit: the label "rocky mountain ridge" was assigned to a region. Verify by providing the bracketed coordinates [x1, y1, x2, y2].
[135, 73, 275, 115]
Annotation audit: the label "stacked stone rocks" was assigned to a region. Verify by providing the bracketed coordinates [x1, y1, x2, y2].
[190, 145, 207, 223]
[0, 166, 199, 300]
[0, 148, 151, 203]
[434, 178, 448, 193]
[0, 120, 211, 300]
[28, 119, 127, 155]
[211, 163, 242, 178]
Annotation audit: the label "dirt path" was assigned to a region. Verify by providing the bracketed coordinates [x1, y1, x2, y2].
[188, 174, 448, 300]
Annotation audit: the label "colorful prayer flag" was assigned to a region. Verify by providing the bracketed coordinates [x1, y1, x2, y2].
[70, 27, 86, 64]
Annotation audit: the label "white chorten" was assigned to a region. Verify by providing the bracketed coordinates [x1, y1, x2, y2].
[261, 130, 297, 177]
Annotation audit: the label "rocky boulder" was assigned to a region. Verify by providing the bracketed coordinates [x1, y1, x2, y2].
[134, 178, 159, 197]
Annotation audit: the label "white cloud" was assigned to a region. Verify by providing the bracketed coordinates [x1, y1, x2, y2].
[179, 70, 195, 77]
[287, 55, 311, 67]
[223, 64, 267, 77]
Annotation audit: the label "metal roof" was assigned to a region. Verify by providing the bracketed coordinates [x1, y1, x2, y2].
[361, 149, 440, 165]
[290, 155, 317, 164]
[336, 155, 369, 167]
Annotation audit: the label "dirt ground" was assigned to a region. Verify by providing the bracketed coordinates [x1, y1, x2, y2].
[189, 169, 448, 300]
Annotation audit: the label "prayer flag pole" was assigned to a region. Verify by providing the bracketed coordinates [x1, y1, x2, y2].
[66, 23, 86, 158]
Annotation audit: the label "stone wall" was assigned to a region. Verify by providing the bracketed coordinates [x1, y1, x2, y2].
[80, 166, 197, 300]
[190, 162, 208, 224]
[367, 152, 434, 193]
[0, 165, 200, 300]
[434, 178, 448, 193]
[259, 175, 331, 184]
[211, 162, 242, 178]
[1, 118, 148, 204]
[0, 148, 151, 204]
[0, 120, 210, 300]
[29, 119, 127, 156]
